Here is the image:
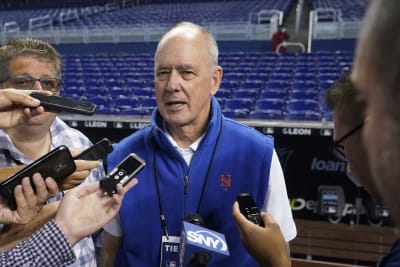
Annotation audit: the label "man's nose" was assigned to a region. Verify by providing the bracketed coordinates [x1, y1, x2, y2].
[32, 80, 43, 90]
[166, 70, 180, 91]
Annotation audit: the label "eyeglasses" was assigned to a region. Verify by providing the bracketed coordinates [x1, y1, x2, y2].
[7, 75, 61, 93]
[330, 122, 364, 161]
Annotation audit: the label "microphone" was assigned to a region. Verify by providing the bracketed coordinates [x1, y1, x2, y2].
[179, 214, 230, 267]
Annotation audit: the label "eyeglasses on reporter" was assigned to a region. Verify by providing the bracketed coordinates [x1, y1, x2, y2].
[5, 75, 61, 93]
[330, 122, 364, 161]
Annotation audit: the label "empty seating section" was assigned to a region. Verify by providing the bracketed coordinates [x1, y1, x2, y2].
[61, 50, 352, 121]
[310, 0, 368, 40]
[313, 0, 368, 22]
[62, 53, 154, 115]
[72, 0, 291, 27]
[0, 0, 292, 32]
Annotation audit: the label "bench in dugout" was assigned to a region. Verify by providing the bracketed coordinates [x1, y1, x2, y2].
[290, 219, 397, 266]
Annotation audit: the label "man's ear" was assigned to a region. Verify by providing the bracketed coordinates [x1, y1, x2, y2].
[210, 66, 223, 96]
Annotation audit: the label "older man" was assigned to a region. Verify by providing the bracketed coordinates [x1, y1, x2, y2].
[101, 22, 296, 266]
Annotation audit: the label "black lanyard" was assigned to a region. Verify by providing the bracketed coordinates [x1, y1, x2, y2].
[153, 119, 223, 239]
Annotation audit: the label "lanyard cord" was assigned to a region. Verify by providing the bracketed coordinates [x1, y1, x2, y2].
[153, 149, 169, 239]
[153, 119, 223, 239]
[196, 119, 223, 214]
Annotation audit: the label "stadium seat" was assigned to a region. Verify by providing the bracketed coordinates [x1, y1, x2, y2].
[133, 88, 154, 98]
[216, 88, 232, 99]
[260, 90, 287, 99]
[291, 81, 317, 91]
[114, 96, 139, 110]
[255, 99, 285, 111]
[222, 109, 250, 119]
[285, 110, 321, 121]
[288, 90, 319, 101]
[322, 111, 334, 122]
[118, 108, 145, 116]
[224, 98, 253, 111]
[232, 89, 259, 99]
[240, 80, 264, 90]
[139, 97, 157, 109]
[250, 110, 283, 120]
[286, 99, 320, 112]
[87, 96, 112, 108]
[265, 80, 288, 91]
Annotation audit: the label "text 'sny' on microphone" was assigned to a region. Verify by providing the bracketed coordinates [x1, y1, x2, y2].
[179, 214, 230, 267]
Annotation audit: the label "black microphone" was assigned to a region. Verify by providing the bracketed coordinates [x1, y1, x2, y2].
[179, 214, 230, 267]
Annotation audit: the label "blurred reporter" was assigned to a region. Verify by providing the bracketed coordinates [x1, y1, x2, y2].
[0, 88, 139, 266]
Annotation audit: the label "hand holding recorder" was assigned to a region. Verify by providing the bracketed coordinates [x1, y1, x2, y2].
[0, 174, 59, 225]
[56, 179, 138, 246]
[63, 138, 114, 190]
[0, 89, 45, 128]
[232, 196, 290, 267]
[57, 152, 145, 245]
[0, 146, 76, 210]
[0, 139, 114, 210]
[100, 153, 145, 195]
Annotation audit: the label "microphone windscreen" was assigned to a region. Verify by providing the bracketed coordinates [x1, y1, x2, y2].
[179, 221, 230, 267]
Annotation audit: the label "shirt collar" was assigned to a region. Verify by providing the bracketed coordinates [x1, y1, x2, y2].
[164, 130, 204, 152]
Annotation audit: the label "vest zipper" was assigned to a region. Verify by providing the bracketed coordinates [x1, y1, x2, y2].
[184, 175, 189, 194]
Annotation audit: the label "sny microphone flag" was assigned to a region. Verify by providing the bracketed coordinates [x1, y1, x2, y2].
[179, 221, 230, 266]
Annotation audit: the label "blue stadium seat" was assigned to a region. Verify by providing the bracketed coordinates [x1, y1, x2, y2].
[84, 88, 109, 98]
[139, 97, 157, 108]
[87, 96, 112, 108]
[222, 109, 250, 119]
[240, 80, 264, 90]
[224, 98, 253, 111]
[216, 88, 232, 99]
[220, 80, 240, 90]
[260, 90, 287, 99]
[292, 73, 316, 83]
[286, 99, 320, 112]
[265, 80, 288, 91]
[255, 99, 285, 111]
[285, 110, 321, 121]
[250, 110, 283, 120]
[133, 88, 154, 98]
[246, 73, 269, 81]
[232, 89, 259, 99]
[95, 106, 121, 115]
[118, 108, 145, 116]
[125, 80, 148, 89]
[269, 73, 292, 81]
[223, 72, 244, 82]
[319, 80, 335, 90]
[109, 87, 132, 97]
[288, 90, 319, 101]
[114, 97, 139, 110]
[322, 111, 333, 122]
[291, 81, 317, 91]
[62, 86, 84, 96]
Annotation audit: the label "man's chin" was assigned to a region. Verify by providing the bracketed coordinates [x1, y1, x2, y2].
[25, 113, 56, 126]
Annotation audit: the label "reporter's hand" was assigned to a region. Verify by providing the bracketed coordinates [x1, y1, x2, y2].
[55, 178, 138, 245]
[0, 173, 59, 224]
[61, 149, 102, 190]
[232, 202, 290, 267]
[0, 88, 46, 128]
